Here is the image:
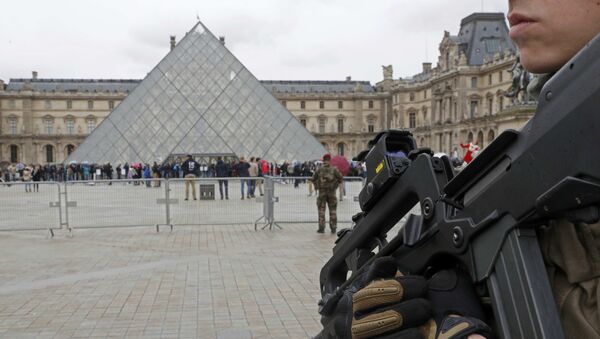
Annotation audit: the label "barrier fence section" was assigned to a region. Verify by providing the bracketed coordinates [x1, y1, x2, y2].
[167, 177, 264, 226]
[269, 176, 365, 225]
[64, 179, 168, 230]
[0, 181, 62, 234]
[0, 176, 365, 233]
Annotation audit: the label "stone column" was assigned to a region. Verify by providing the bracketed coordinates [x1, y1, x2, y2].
[21, 94, 34, 164]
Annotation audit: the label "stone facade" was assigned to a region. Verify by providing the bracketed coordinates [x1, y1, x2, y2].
[263, 79, 385, 158]
[0, 78, 136, 164]
[0, 12, 536, 165]
[379, 12, 536, 155]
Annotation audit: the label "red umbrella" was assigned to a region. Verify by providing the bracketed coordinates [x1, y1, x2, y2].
[330, 155, 350, 176]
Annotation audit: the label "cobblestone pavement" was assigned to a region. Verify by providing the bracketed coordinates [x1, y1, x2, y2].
[0, 224, 340, 339]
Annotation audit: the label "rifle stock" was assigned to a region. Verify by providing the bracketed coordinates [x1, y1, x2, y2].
[317, 32, 600, 338]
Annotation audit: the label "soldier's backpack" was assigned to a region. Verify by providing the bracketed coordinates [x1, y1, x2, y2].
[319, 167, 339, 190]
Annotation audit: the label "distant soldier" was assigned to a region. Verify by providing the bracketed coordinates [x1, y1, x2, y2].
[312, 154, 343, 234]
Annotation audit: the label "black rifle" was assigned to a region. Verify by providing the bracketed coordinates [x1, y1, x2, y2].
[317, 33, 600, 339]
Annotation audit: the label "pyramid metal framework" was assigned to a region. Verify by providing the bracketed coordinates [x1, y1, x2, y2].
[67, 22, 326, 164]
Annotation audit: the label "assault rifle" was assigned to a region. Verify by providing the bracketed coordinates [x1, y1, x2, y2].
[317, 32, 600, 339]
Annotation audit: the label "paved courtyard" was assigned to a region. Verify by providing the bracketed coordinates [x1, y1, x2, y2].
[0, 224, 336, 338]
[0, 179, 413, 339]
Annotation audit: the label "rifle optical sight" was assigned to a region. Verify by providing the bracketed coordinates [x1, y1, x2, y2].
[358, 130, 418, 211]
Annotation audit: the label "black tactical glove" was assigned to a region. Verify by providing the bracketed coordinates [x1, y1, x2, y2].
[319, 257, 491, 339]
[425, 269, 492, 339]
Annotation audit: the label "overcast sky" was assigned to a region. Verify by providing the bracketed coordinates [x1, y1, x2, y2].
[0, 0, 509, 83]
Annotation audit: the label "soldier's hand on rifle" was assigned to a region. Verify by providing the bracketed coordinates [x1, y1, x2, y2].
[320, 257, 491, 339]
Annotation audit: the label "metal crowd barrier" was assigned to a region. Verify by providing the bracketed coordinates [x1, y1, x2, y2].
[167, 177, 264, 226]
[267, 176, 365, 225]
[0, 181, 63, 236]
[0, 176, 366, 235]
[64, 179, 168, 231]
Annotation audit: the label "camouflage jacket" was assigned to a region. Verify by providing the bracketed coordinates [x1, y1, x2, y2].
[312, 163, 343, 191]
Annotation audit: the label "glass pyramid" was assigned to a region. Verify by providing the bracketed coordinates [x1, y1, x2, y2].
[66, 21, 326, 165]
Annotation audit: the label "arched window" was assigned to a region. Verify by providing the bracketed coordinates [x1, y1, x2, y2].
[66, 144, 76, 156]
[10, 145, 19, 163]
[337, 143, 346, 156]
[467, 132, 474, 143]
[409, 112, 416, 128]
[367, 117, 375, 133]
[487, 130, 495, 144]
[318, 117, 326, 134]
[45, 145, 55, 163]
[477, 131, 484, 147]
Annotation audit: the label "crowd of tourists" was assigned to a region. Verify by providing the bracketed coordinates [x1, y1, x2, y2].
[0, 156, 366, 188]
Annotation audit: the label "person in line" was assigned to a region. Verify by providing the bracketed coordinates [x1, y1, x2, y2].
[31, 165, 42, 192]
[182, 154, 200, 201]
[22, 165, 32, 193]
[236, 157, 251, 200]
[215, 157, 231, 200]
[248, 157, 259, 198]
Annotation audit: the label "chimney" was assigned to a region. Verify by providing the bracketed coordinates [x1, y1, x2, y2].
[170, 36, 176, 51]
[219, 36, 225, 45]
[32, 71, 38, 80]
[422, 62, 432, 73]
[346, 76, 352, 82]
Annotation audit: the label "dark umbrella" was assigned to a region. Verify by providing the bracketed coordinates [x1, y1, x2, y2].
[330, 155, 350, 176]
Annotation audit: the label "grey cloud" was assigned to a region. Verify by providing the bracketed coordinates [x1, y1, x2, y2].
[0, 0, 510, 83]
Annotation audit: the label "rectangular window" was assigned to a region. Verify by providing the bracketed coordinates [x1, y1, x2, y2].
[300, 118, 306, 127]
[318, 118, 326, 134]
[471, 77, 478, 88]
[87, 100, 94, 109]
[488, 74, 492, 85]
[424, 90, 427, 99]
[44, 100, 52, 109]
[338, 101, 343, 109]
[67, 100, 72, 109]
[409, 93, 415, 101]
[499, 96, 504, 111]
[488, 98, 494, 115]
[10, 145, 18, 163]
[470, 101, 478, 118]
[9, 119, 17, 135]
[66, 120, 74, 135]
[319, 101, 325, 109]
[87, 120, 95, 134]
[499, 71, 503, 82]
[300, 101, 306, 109]
[109, 100, 115, 110]
[337, 118, 344, 133]
[367, 119, 375, 133]
[368, 100, 374, 109]
[9, 99, 16, 109]
[45, 120, 54, 135]
[281, 100, 287, 108]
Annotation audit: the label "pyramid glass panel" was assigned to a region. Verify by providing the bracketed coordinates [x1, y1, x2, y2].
[67, 21, 325, 165]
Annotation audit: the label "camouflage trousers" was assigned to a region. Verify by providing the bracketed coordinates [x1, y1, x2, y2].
[317, 190, 337, 231]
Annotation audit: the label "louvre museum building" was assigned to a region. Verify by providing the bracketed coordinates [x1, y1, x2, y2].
[0, 12, 536, 165]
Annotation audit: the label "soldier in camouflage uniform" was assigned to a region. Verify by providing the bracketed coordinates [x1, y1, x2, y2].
[312, 154, 343, 234]
[329, 2, 600, 338]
